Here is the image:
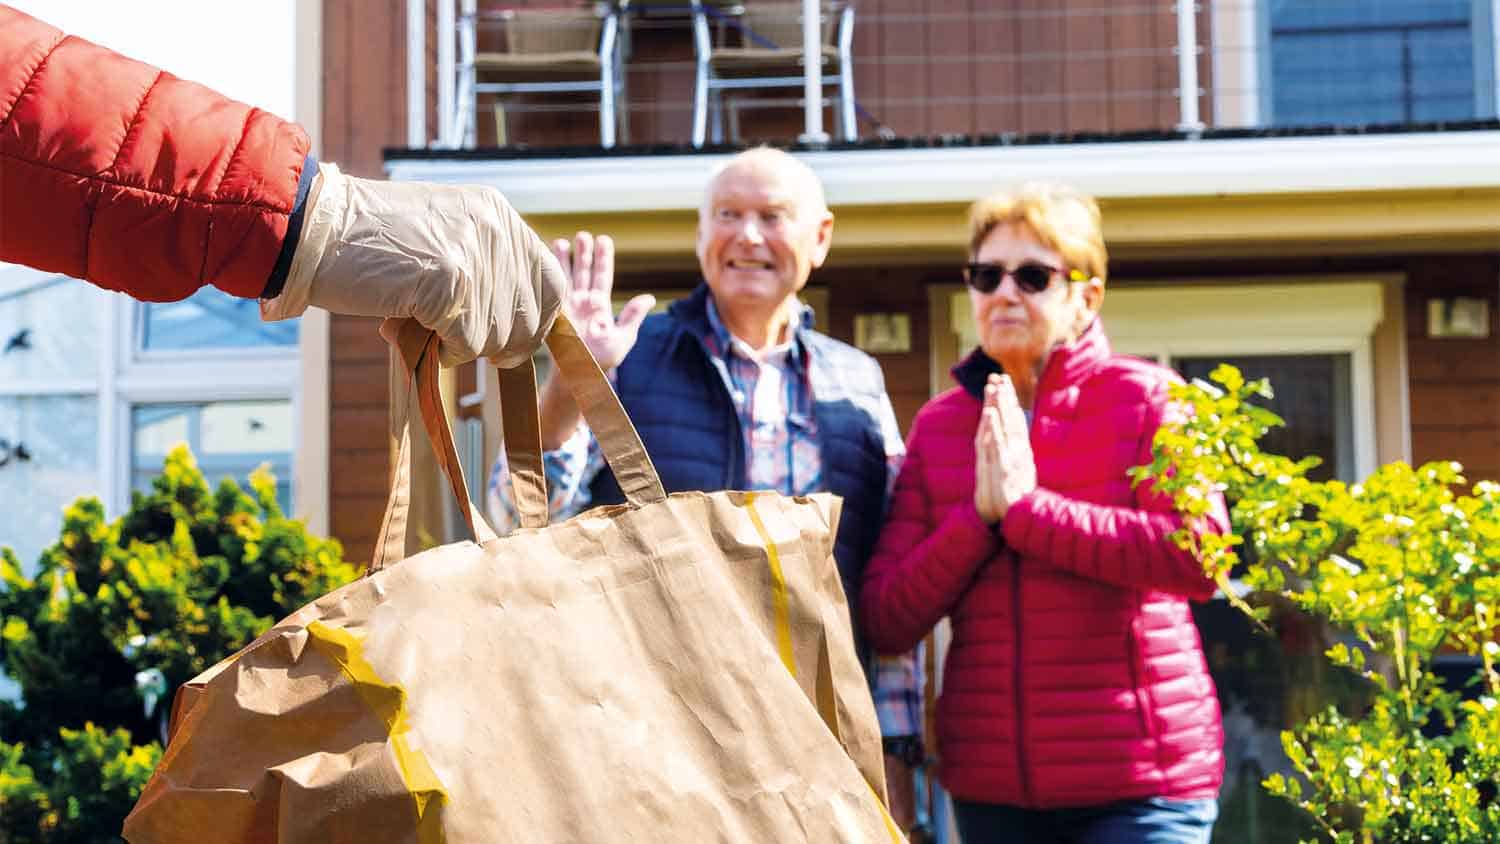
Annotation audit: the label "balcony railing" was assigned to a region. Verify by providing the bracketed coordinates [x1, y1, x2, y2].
[406, 0, 1500, 151]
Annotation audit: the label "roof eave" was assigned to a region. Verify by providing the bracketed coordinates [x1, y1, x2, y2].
[384, 129, 1500, 215]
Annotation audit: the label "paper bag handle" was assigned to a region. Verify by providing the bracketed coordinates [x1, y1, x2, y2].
[495, 360, 549, 529]
[370, 314, 666, 570]
[541, 315, 667, 509]
[371, 321, 501, 571]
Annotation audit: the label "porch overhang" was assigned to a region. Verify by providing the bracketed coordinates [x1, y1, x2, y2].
[385, 129, 1500, 269]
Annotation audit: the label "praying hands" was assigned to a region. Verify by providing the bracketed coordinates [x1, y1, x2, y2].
[974, 373, 1038, 523]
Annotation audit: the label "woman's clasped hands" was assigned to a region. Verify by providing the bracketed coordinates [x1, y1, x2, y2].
[973, 373, 1037, 524]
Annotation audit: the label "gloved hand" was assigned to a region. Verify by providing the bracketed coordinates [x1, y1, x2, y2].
[260, 163, 566, 368]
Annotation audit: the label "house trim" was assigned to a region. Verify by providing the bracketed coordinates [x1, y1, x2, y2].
[1103, 279, 1392, 481]
[296, 0, 329, 535]
[385, 130, 1500, 214]
[483, 186, 1500, 274]
[387, 132, 1500, 268]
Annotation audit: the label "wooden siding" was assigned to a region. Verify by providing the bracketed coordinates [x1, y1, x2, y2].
[1404, 255, 1500, 484]
[822, 264, 939, 433]
[322, 0, 409, 563]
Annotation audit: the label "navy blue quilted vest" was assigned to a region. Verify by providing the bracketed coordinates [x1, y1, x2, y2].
[589, 285, 892, 656]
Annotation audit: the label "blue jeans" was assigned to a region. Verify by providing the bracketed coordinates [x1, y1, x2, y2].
[953, 797, 1218, 844]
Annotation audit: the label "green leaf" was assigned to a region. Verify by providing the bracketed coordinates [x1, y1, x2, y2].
[1139, 362, 1500, 843]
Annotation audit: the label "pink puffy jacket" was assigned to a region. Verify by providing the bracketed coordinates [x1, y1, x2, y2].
[861, 319, 1227, 809]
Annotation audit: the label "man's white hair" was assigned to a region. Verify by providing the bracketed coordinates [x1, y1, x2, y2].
[700, 146, 830, 219]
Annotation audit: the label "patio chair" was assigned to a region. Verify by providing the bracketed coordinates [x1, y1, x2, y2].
[691, 0, 856, 147]
[454, 1, 628, 148]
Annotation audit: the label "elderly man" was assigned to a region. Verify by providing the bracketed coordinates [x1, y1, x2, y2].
[488, 146, 925, 826]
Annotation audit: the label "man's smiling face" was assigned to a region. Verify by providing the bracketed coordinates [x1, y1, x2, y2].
[696, 154, 833, 318]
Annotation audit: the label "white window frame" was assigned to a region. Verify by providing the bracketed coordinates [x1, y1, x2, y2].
[1100, 280, 1389, 481]
[105, 295, 302, 517]
[0, 271, 306, 561]
[934, 278, 1395, 482]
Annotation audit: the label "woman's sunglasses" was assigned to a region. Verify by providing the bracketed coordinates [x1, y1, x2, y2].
[962, 262, 1069, 295]
[972, 262, 1092, 295]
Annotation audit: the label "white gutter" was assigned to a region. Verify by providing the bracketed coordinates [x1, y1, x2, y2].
[385, 130, 1500, 215]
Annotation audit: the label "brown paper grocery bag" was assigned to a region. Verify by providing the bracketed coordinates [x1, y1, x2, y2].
[123, 316, 902, 843]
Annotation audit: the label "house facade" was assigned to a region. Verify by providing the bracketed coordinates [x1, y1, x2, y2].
[312, 0, 1500, 565]
[368, 4, 1498, 841]
[2, 1, 1491, 840]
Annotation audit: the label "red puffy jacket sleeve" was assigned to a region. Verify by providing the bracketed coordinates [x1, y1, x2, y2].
[1001, 377, 1230, 600]
[0, 6, 313, 301]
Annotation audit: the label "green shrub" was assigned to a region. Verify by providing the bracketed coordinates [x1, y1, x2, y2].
[0, 445, 357, 842]
[1138, 364, 1499, 844]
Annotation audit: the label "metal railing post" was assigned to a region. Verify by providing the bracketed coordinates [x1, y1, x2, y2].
[437, 0, 457, 147]
[691, 1, 711, 147]
[600, 12, 618, 148]
[456, 0, 478, 147]
[406, 0, 426, 147]
[1175, 0, 1205, 136]
[798, 0, 829, 145]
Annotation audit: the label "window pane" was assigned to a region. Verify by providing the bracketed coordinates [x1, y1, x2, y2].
[141, 287, 297, 351]
[0, 268, 102, 381]
[0, 396, 99, 571]
[1273, 31, 1407, 125]
[1410, 27, 1477, 121]
[1269, 0, 1477, 126]
[1271, 0, 1471, 29]
[132, 400, 294, 511]
[1175, 354, 1353, 482]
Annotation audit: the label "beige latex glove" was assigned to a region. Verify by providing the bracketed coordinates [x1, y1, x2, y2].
[261, 163, 566, 368]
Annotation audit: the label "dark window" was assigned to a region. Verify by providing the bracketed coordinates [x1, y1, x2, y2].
[1267, 0, 1491, 125]
[1175, 353, 1357, 843]
[1176, 353, 1354, 482]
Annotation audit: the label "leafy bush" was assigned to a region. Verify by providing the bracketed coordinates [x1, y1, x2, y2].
[1137, 364, 1499, 844]
[0, 445, 357, 842]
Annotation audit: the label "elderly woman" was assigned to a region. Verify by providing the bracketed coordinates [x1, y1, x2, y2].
[861, 184, 1228, 842]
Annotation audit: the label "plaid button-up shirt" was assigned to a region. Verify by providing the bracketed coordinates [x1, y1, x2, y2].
[488, 294, 924, 739]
